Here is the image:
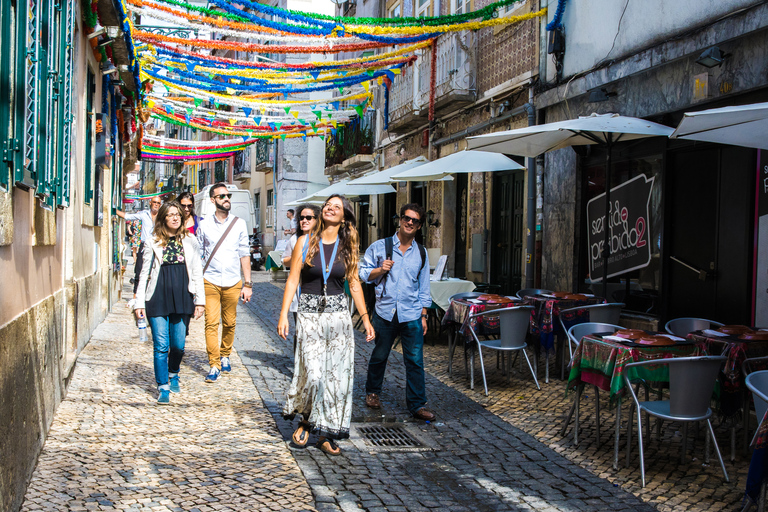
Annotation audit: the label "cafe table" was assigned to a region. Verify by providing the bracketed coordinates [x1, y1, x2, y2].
[265, 250, 284, 271]
[429, 278, 476, 311]
[441, 294, 520, 378]
[566, 331, 703, 469]
[688, 328, 768, 455]
[521, 293, 606, 382]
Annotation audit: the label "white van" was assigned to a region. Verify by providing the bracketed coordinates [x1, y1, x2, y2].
[194, 184, 256, 235]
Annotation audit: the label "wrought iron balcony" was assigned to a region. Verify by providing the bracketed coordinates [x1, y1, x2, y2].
[388, 32, 476, 133]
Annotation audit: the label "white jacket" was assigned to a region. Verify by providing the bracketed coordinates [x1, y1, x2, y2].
[135, 235, 206, 310]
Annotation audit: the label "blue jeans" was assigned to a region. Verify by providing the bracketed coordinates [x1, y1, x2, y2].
[148, 314, 190, 387]
[366, 312, 427, 414]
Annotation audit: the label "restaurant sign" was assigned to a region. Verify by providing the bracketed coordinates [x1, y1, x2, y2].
[586, 174, 655, 281]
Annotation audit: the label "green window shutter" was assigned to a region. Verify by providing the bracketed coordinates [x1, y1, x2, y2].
[84, 67, 94, 203]
[0, 0, 13, 190]
[17, 0, 40, 190]
[56, 0, 74, 207]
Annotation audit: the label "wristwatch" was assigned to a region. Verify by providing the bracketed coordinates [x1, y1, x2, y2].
[243, 281, 252, 288]
[421, 314, 428, 318]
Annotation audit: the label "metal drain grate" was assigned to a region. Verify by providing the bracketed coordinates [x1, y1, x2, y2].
[349, 423, 437, 452]
[359, 425, 423, 448]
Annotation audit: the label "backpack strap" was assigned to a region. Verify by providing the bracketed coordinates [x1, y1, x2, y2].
[416, 241, 426, 280]
[382, 237, 394, 295]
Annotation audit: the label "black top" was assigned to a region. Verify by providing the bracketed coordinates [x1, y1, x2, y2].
[146, 237, 195, 317]
[300, 241, 346, 295]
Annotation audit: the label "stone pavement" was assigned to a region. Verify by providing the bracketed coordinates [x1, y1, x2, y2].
[21, 274, 314, 512]
[235, 275, 658, 512]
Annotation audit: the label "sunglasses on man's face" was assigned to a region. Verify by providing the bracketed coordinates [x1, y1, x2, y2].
[401, 214, 422, 225]
[299, 215, 316, 221]
[215, 193, 232, 200]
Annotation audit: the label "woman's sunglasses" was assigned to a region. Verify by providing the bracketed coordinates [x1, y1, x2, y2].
[299, 215, 316, 221]
[180, 204, 193, 209]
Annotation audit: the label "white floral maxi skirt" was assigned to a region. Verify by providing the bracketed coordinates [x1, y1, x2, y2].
[282, 293, 354, 440]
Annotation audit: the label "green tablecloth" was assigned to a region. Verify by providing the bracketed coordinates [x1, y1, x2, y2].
[567, 334, 703, 404]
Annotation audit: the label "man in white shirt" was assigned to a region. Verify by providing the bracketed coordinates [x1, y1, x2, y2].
[116, 196, 162, 295]
[283, 209, 296, 237]
[196, 183, 252, 383]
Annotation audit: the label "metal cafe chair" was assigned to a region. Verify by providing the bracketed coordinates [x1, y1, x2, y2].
[664, 317, 724, 337]
[465, 306, 540, 395]
[744, 370, 768, 512]
[447, 292, 485, 377]
[623, 356, 729, 488]
[558, 303, 626, 379]
[742, 358, 768, 456]
[560, 322, 625, 446]
[515, 288, 553, 299]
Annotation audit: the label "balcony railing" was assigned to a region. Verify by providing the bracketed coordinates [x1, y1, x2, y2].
[388, 32, 476, 132]
[325, 111, 374, 169]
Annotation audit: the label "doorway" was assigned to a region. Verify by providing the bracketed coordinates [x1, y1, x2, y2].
[454, 173, 468, 278]
[664, 145, 754, 324]
[491, 169, 525, 295]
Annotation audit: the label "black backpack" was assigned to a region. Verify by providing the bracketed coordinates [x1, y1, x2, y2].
[381, 237, 427, 295]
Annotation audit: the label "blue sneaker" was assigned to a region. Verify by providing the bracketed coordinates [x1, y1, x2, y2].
[220, 357, 231, 373]
[157, 389, 170, 404]
[205, 366, 220, 383]
[169, 374, 180, 393]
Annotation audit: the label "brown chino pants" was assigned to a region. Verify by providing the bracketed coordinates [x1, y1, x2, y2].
[204, 279, 241, 369]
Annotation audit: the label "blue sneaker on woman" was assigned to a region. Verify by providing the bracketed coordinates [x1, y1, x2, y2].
[157, 389, 170, 404]
[169, 374, 180, 393]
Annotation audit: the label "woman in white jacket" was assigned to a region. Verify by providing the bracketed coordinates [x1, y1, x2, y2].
[135, 201, 205, 404]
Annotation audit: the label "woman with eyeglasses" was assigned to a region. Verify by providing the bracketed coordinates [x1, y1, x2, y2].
[135, 201, 206, 404]
[282, 204, 321, 348]
[278, 194, 375, 456]
[177, 191, 200, 235]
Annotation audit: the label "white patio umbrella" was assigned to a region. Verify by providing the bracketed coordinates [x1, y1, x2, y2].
[285, 179, 396, 207]
[389, 150, 524, 181]
[348, 156, 428, 185]
[670, 102, 768, 150]
[467, 113, 674, 295]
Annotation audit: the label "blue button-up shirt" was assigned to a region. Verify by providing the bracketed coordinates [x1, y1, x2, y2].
[359, 233, 432, 323]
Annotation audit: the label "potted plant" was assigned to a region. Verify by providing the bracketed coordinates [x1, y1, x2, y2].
[360, 127, 373, 155]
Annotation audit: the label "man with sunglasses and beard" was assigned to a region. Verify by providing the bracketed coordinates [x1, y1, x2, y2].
[196, 183, 252, 383]
[359, 203, 436, 422]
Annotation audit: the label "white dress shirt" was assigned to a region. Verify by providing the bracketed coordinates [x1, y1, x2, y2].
[123, 210, 155, 243]
[196, 213, 250, 287]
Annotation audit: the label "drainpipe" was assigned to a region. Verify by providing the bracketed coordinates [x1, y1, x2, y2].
[524, 86, 536, 288]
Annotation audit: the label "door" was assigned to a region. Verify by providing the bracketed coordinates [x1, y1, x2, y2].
[491, 170, 525, 295]
[665, 146, 754, 323]
[454, 173, 468, 278]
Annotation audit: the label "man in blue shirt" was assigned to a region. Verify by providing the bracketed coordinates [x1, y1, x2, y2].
[359, 203, 435, 421]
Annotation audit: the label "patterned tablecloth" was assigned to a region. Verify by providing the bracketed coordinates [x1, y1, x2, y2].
[567, 333, 703, 405]
[688, 330, 768, 417]
[522, 294, 606, 353]
[442, 297, 520, 339]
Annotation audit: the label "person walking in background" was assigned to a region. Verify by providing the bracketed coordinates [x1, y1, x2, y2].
[177, 191, 200, 235]
[197, 183, 252, 383]
[360, 203, 436, 422]
[282, 203, 321, 350]
[134, 201, 205, 404]
[284, 209, 297, 237]
[277, 194, 375, 456]
[117, 196, 163, 297]
[127, 220, 141, 264]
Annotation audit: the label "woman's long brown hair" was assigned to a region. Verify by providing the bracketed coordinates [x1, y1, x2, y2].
[304, 194, 360, 283]
[153, 201, 187, 246]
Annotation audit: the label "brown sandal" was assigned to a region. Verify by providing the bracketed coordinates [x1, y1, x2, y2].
[316, 437, 341, 456]
[292, 422, 311, 447]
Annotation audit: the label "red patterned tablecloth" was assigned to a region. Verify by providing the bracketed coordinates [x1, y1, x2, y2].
[568, 333, 703, 405]
[522, 294, 606, 353]
[442, 298, 520, 339]
[688, 330, 768, 416]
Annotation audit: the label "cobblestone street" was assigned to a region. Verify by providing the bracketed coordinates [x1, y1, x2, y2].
[21, 271, 749, 511]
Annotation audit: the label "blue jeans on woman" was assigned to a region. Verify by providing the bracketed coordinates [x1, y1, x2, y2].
[365, 312, 427, 414]
[148, 314, 190, 387]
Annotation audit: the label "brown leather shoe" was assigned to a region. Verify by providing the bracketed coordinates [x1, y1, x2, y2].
[413, 407, 436, 422]
[365, 393, 381, 409]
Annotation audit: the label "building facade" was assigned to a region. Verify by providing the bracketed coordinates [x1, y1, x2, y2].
[0, 0, 140, 509]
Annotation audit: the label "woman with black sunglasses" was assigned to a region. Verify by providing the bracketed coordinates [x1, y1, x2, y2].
[177, 191, 200, 235]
